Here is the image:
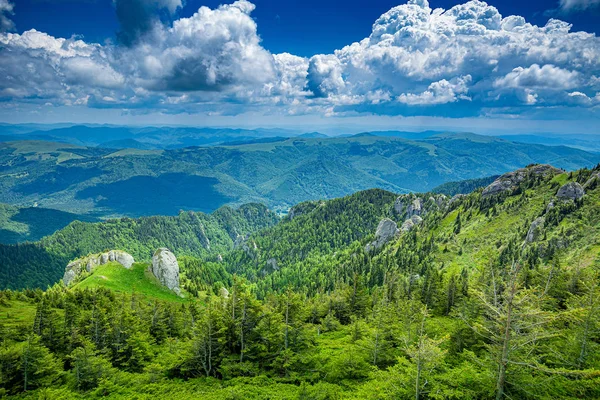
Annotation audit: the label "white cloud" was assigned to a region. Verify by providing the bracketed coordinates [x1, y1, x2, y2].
[0, 0, 599, 120]
[123, 0, 275, 92]
[558, 0, 600, 13]
[494, 64, 579, 90]
[0, 0, 14, 32]
[398, 75, 472, 105]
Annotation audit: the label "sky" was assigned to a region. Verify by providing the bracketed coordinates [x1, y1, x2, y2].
[0, 0, 599, 133]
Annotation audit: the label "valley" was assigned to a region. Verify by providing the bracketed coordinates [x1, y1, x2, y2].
[1, 132, 598, 221]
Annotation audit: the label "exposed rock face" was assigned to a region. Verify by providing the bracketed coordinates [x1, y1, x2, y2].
[394, 196, 407, 215]
[433, 195, 447, 208]
[234, 234, 257, 258]
[266, 258, 279, 271]
[526, 217, 545, 243]
[366, 218, 399, 252]
[448, 194, 465, 208]
[401, 215, 423, 232]
[482, 165, 562, 198]
[63, 250, 134, 286]
[220, 287, 229, 299]
[151, 248, 181, 296]
[556, 182, 584, 201]
[583, 171, 600, 189]
[407, 198, 423, 218]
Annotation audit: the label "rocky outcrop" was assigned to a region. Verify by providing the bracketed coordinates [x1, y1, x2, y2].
[366, 218, 399, 252]
[433, 195, 447, 208]
[394, 196, 406, 215]
[220, 287, 230, 299]
[482, 165, 562, 198]
[406, 198, 423, 218]
[234, 234, 258, 258]
[401, 215, 423, 232]
[151, 248, 181, 296]
[526, 217, 545, 243]
[448, 194, 465, 208]
[583, 171, 600, 189]
[395, 194, 445, 217]
[63, 250, 134, 286]
[556, 182, 584, 201]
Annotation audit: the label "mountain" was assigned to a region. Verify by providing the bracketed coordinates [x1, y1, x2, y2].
[497, 133, 600, 153]
[431, 175, 499, 196]
[0, 203, 277, 290]
[14, 125, 303, 149]
[96, 138, 159, 150]
[1, 133, 598, 219]
[1, 164, 599, 399]
[0, 203, 98, 244]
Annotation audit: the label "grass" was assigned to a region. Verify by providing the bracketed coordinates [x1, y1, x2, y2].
[0, 299, 38, 328]
[73, 262, 188, 303]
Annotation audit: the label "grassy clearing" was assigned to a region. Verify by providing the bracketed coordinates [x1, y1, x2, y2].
[73, 262, 188, 303]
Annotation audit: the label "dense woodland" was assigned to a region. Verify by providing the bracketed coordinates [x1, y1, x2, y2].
[0, 165, 599, 398]
[0, 203, 277, 290]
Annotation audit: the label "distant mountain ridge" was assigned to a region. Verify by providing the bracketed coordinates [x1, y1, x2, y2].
[0, 133, 598, 218]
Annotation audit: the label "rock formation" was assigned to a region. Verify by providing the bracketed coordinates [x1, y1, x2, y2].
[556, 182, 584, 201]
[394, 196, 406, 215]
[406, 198, 423, 218]
[482, 164, 562, 198]
[401, 215, 423, 232]
[366, 218, 399, 252]
[526, 217, 545, 243]
[448, 194, 465, 208]
[234, 234, 258, 258]
[151, 248, 181, 295]
[63, 250, 134, 286]
[583, 171, 600, 189]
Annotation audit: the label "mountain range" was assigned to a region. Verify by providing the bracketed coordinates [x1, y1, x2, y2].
[1, 132, 598, 220]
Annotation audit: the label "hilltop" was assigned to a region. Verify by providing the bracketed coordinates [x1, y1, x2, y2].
[0, 203, 277, 290]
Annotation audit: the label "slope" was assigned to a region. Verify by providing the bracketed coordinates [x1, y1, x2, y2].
[0, 203, 278, 290]
[1, 133, 598, 218]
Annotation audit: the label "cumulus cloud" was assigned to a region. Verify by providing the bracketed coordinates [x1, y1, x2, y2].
[398, 76, 472, 105]
[0, 0, 599, 120]
[494, 64, 579, 90]
[0, 0, 14, 32]
[124, 0, 275, 92]
[115, 0, 183, 46]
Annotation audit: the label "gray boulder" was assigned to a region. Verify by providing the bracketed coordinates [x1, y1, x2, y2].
[401, 215, 423, 232]
[556, 182, 584, 201]
[366, 218, 399, 252]
[63, 250, 135, 286]
[394, 196, 406, 215]
[407, 198, 423, 218]
[151, 248, 181, 296]
[448, 194, 465, 208]
[526, 217, 545, 243]
[482, 165, 562, 198]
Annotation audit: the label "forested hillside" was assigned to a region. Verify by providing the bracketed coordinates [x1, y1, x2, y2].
[1, 133, 598, 218]
[1, 164, 599, 399]
[0, 204, 277, 290]
[0, 204, 98, 244]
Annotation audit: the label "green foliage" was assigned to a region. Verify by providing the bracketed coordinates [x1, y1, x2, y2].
[1, 165, 600, 398]
[0, 203, 277, 290]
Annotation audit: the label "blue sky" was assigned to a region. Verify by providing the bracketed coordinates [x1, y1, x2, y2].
[10, 0, 600, 56]
[1, 0, 599, 133]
